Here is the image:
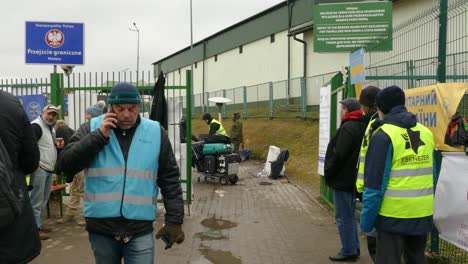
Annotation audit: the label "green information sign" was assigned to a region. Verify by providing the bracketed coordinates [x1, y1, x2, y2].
[313, 1, 392, 52]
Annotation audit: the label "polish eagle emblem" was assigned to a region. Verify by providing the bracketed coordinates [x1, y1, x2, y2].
[45, 29, 64, 48]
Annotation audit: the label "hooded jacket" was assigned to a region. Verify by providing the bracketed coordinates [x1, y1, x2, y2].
[361, 105, 435, 235]
[324, 110, 366, 192]
[0, 91, 41, 264]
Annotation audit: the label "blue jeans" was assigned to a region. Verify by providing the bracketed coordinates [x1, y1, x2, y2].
[88, 231, 154, 264]
[28, 168, 53, 229]
[333, 189, 360, 256]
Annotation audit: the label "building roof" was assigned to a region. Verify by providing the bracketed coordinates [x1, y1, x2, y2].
[152, 0, 314, 73]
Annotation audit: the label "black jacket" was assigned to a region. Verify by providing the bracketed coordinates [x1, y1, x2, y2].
[57, 116, 184, 237]
[150, 71, 168, 130]
[324, 114, 366, 192]
[0, 91, 41, 264]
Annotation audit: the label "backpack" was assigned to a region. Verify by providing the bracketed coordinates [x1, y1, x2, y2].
[0, 137, 22, 229]
[444, 112, 468, 147]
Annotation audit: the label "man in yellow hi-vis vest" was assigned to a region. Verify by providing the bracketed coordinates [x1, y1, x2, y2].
[202, 113, 227, 136]
[355, 86, 381, 262]
[361, 86, 435, 264]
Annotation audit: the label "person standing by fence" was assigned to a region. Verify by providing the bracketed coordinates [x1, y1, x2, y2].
[355, 85, 381, 262]
[325, 98, 365, 262]
[54, 119, 84, 225]
[56, 104, 102, 226]
[230, 112, 243, 154]
[361, 86, 435, 264]
[29, 104, 63, 240]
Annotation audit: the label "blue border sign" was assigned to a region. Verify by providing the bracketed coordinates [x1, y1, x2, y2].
[350, 48, 365, 85]
[26, 21, 84, 65]
[17, 95, 47, 122]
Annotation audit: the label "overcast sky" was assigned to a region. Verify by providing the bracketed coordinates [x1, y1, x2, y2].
[0, 0, 283, 80]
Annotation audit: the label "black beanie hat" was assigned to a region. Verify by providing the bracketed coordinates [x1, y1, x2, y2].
[376, 85, 406, 114]
[108, 83, 141, 104]
[359, 86, 381, 107]
[340, 98, 361, 112]
[202, 113, 212, 121]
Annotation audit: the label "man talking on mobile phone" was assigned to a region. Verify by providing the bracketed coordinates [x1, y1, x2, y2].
[57, 83, 184, 264]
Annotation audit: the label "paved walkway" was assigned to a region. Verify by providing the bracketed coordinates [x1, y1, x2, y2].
[32, 161, 372, 264]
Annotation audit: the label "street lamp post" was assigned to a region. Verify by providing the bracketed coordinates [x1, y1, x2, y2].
[129, 22, 140, 84]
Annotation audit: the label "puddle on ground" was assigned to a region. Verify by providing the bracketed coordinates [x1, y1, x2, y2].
[195, 230, 227, 240]
[201, 217, 238, 230]
[199, 247, 241, 264]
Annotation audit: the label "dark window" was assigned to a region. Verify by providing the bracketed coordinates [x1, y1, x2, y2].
[195, 62, 197, 68]
[270, 34, 275, 43]
[215, 55, 218, 62]
[178, 68, 181, 74]
[239, 45, 243, 54]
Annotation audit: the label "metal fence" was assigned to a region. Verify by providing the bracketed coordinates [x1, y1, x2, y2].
[363, 0, 468, 262]
[163, 72, 336, 120]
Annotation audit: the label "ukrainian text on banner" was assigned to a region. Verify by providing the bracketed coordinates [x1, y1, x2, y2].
[17, 95, 47, 122]
[404, 83, 468, 151]
[433, 152, 468, 251]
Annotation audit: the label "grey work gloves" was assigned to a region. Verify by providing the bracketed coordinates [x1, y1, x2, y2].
[156, 223, 185, 249]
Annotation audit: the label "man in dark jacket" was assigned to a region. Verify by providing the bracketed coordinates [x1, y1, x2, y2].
[325, 98, 366, 262]
[57, 83, 184, 263]
[356, 86, 381, 262]
[361, 86, 435, 264]
[0, 90, 41, 264]
[230, 112, 243, 154]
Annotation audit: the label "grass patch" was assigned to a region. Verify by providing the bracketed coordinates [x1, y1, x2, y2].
[191, 117, 320, 190]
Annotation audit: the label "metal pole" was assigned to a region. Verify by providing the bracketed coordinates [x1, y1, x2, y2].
[129, 23, 140, 84]
[190, 0, 195, 114]
[437, 0, 448, 83]
[137, 25, 140, 83]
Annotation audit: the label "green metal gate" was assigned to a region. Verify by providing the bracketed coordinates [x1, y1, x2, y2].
[1, 70, 194, 212]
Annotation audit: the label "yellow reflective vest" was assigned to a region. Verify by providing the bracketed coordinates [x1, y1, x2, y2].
[378, 123, 434, 219]
[209, 119, 227, 136]
[356, 116, 378, 193]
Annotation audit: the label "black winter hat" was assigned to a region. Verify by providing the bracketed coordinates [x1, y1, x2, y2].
[202, 113, 212, 121]
[376, 85, 406, 114]
[359, 86, 381, 107]
[108, 83, 141, 104]
[340, 98, 361, 112]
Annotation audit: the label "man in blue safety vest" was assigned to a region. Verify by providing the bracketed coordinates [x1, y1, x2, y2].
[361, 86, 435, 264]
[57, 83, 185, 264]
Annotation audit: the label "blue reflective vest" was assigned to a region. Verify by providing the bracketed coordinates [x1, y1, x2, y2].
[85, 116, 161, 220]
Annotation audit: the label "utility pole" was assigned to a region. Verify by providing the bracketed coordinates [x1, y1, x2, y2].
[129, 22, 140, 84]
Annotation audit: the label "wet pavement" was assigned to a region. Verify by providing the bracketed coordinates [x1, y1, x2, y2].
[31, 160, 372, 264]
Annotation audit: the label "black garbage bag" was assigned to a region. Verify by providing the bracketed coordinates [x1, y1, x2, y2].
[270, 149, 289, 179]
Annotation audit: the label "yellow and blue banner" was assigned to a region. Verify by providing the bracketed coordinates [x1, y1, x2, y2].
[404, 83, 468, 151]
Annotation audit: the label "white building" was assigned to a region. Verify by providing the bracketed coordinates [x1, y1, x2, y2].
[152, 0, 441, 112]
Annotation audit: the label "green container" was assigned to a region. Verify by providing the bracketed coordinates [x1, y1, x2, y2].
[202, 143, 233, 155]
